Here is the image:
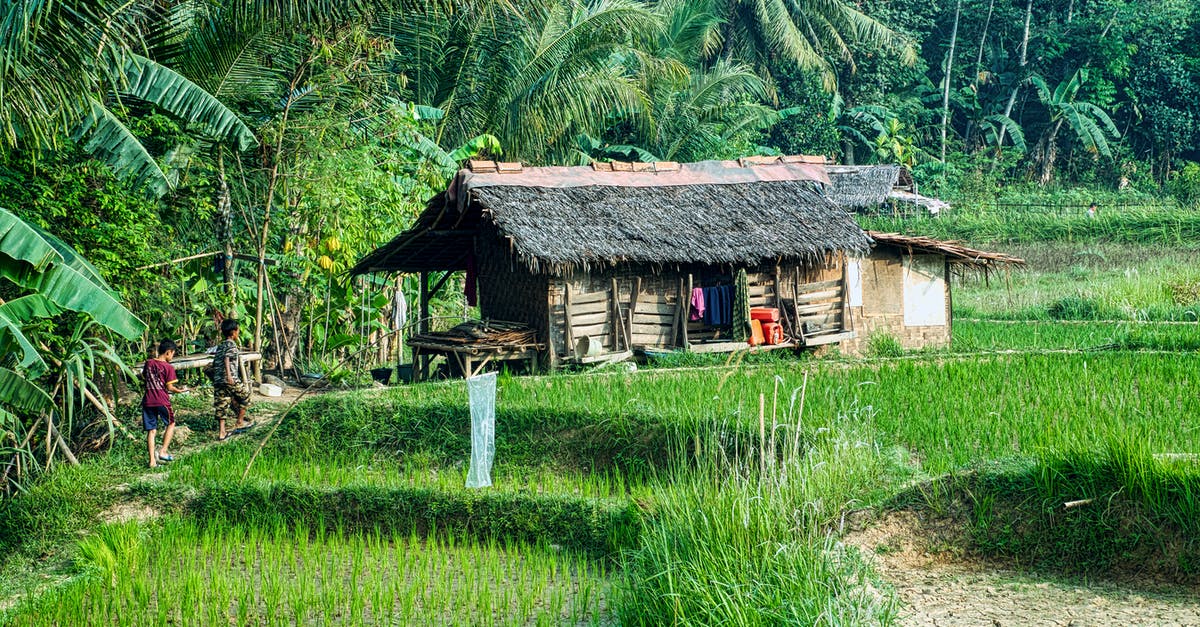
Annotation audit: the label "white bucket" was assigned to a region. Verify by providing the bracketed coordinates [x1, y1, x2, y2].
[258, 383, 283, 397]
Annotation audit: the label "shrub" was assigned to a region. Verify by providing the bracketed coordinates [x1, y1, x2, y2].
[1167, 278, 1200, 307]
[1047, 295, 1105, 320]
[866, 333, 904, 358]
[1169, 162, 1200, 209]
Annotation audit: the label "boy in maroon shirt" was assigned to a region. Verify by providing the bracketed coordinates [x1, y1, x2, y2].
[143, 339, 188, 468]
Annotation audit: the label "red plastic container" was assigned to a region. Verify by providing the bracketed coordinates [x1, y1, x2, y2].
[750, 307, 780, 322]
[761, 322, 783, 345]
[749, 319, 765, 346]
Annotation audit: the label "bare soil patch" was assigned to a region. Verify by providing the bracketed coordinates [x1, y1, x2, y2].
[844, 510, 1200, 626]
[99, 500, 160, 524]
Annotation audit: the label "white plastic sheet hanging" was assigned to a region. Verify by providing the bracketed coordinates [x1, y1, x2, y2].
[465, 371, 497, 488]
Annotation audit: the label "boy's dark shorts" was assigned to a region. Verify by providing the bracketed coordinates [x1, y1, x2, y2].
[142, 405, 174, 431]
[213, 383, 250, 421]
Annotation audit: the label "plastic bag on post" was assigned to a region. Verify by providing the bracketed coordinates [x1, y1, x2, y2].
[465, 371, 497, 488]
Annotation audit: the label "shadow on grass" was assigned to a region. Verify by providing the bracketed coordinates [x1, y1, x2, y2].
[878, 455, 1200, 585]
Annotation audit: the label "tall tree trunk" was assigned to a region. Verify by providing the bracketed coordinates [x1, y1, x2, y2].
[974, 0, 995, 79]
[997, 0, 1033, 150]
[942, 0, 963, 164]
[216, 151, 235, 313]
[1037, 118, 1065, 185]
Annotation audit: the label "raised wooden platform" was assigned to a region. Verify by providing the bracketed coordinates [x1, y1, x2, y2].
[801, 331, 857, 347]
[409, 338, 543, 381]
[134, 351, 263, 387]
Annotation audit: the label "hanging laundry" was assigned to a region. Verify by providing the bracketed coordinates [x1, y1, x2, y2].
[690, 287, 706, 321]
[392, 288, 408, 330]
[702, 286, 718, 325]
[701, 285, 734, 326]
[732, 269, 750, 341]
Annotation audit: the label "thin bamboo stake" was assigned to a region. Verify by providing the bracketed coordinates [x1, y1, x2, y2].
[51, 419, 79, 466]
[792, 370, 810, 461]
[758, 393, 766, 475]
[770, 377, 779, 470]
[1, 415, 43, 491]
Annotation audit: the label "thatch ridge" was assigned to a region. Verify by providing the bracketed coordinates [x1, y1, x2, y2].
[471, 180, 869, 273]
[824, 165, 901, 209]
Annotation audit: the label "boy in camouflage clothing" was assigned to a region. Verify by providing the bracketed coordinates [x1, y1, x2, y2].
[213, 318, 252, 440]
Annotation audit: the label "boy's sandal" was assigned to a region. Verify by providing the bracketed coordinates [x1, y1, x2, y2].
[232, 421, 257, 434]
[157, 454, 175, 462]
[217, 434, 231, 442]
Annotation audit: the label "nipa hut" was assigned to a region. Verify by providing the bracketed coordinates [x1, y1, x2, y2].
[840, 231, 1024, 353]
[351, 157, 874, 376]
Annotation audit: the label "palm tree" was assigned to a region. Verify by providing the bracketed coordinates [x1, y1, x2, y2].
[1029, 70, 1119, 185]
[0, 1, 257, 196]
[710, 0, 915, 88]
[379, 0, 658, 163]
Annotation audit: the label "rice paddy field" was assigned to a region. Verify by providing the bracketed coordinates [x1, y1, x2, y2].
[3, 240, 1199, 625]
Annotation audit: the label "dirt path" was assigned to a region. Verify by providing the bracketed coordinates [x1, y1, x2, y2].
[845, 511, 1200, 626]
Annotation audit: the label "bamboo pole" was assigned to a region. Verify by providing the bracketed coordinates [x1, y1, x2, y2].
[792, 370, 809, 461]
[759, 393, 766, 474]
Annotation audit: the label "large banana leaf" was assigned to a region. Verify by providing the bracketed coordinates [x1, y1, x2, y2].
[0, 295, 59, 375]
[122, 54, 257, 152]
[0, 207, 61, 271]
[76, 99, 174, 198]
[0, 208, 144, 340]
[0, 368, 53, 414]
[0, 262, 145, 340]
[25, 218, 111, 289]
[76, 54, 259, 198]
[0, 206, 112, 289]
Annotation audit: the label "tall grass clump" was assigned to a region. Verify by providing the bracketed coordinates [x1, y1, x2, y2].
[616, 387, 898, 625]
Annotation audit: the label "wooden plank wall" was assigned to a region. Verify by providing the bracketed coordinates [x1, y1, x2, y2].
[548, 260, 847, 358]
[792, 279, 845, 335]
[551, 272, 687, 359]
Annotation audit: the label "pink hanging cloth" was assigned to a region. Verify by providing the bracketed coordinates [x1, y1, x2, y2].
[689, 287, 705, 321]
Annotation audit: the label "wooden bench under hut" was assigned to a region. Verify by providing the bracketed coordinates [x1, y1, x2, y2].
[350, 156, 874, 372]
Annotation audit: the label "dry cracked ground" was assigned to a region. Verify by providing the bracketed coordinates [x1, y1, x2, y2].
[844, 511, 1200, 626]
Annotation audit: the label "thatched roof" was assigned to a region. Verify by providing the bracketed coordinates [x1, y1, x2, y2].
[351, 158, 872, 275]
[868, 231, 1025, 268]
[824, 165, 901, 209]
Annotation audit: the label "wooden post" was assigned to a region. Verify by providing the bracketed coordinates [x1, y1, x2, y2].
[628, 277, 642, 346]
[563, 284, 576, 360]
[774, 265, 783, 310]
[610, 278, 621, 351]
[683, 274, 692, 350]
[792, 267, 804, 344]
[675, 277, 685, 348]
[545, 289, 558, 371]
[419, 271, 430, 380]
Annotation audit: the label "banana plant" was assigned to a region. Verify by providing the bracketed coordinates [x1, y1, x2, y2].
[0, 207, 145, 493]
[1029, 69, 1120, 185]
[75, 54, 258, 197]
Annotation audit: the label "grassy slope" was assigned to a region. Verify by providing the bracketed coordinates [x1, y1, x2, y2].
[6, 240, 1200, 623]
